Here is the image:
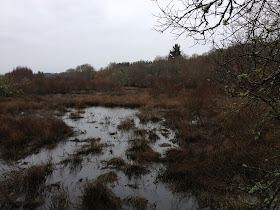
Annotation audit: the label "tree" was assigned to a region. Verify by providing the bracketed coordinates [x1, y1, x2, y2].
[154, 0, 279, 43]
[155, 0, 280, 119]
[6, 66, 33, 82]
[169, 43, 182, 59]
[154, 0, 280, 208]
[61, 64, 96, 79]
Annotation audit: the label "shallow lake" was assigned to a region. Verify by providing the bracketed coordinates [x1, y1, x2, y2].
[15, 106, 197, 209]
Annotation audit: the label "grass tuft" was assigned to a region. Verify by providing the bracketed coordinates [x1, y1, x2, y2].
[117, 118, 135, 130]
[0, 114, 73, 160]
[126, 138, 161, 162]
[0, 163, 53, 209]
[80, 180, 121, 210]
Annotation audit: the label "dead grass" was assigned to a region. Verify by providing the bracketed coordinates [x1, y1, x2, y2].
[76, 138, 107, 156]
[133, 128, 147, 137]
[159, 98, 280, 208]
[0, 114, 73, 160]
[1, 88, 279, 208]
[159, 143, 171, 147]
[80, 180, 121, 210]
[117, 118, 135, 130]
[123, 164, 149, 178]
[96, 171, 118, 185]
[126, 138, 161, 162]
[137, 109, 162, 124]
[148, 131, 160, 142]
[47, 187, 72, 210]
[106, 157, 126, 169]
[0, 92, 181, 115]
[104, 158, 149, 179]
[0, 162, 52, 209]
[60, 155, 82, 170]
[123, 196, 149, 210]
[69, 112, 83, 120]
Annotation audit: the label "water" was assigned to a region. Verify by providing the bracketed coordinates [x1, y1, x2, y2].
[14, 107, 197, 209]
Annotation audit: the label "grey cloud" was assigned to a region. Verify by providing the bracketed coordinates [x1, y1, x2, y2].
[0, 0, 210, 74]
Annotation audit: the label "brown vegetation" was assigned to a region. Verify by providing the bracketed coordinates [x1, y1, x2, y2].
[123, 163, 149, 178]
[137, 109, 162, 123]
[159, 97, 280, 208]
[1, 44, 279, 208]
[0, 163, 52, 209]
[117, 118, 135, 130]
[47, 187, 72, 210]
[0, 114, 73, 160]
[80, 178, 121, 210]
[123, 196, 149, 210]
[126, 138, 161, 162]
[104, 157, 149, 179]
[106, 157, 126, 168]
[96, 171, 118, 184]
[76, 138, 107, 156]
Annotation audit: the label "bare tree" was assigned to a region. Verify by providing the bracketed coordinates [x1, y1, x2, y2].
[155, 0, 280, 119]
[154, 1, 280, 208]
[154, 0, 279, 42]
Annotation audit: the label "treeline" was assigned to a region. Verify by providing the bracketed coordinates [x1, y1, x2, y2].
[0, 49, 214, 96]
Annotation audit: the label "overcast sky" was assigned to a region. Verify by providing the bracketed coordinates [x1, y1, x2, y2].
[0, 0, 211, 74]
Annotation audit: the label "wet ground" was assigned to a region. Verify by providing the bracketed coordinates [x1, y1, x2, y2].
[5, 106, 197, 209]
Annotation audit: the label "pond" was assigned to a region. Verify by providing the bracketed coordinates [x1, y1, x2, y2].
[14, 107, 197, 209]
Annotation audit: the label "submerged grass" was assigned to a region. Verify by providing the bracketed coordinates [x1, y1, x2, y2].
[104, 157, 149, 179]
[126, 138, 161, 163]
[96, 171, 118, 185]
[117, 118, 135, 130]
[123, 196, 149, 210]
[76, 138, 107, 156]
[0, 162, 53, 209]
[80, 177, 121, 210]
[2, 89, 278, 208]
[106, 157, 126, 168]
[69, 112, 83, 120]
[123, 164, 149, 179]
[47, 187, 72, 210]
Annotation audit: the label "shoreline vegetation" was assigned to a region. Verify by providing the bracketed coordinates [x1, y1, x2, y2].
[1, 43, 279, 208]
[0, 88, 279, 209]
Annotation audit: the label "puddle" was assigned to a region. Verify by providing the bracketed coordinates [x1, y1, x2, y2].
[8, 107, 197, 209]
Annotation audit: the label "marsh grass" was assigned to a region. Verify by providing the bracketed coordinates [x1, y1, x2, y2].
[69, 112, 83, 120]
[2, 88, 278, 208]
[96, 171, 118, 184]
[106, 157, 126, 169]
[80, 178, 121, 210]
[104, 157, 149, 179]
[123, 164, 149, 179]
[76, 137, 107, 156]
[0, 114, 73, 160]
[148, 131, 160, 142]
[123, 196, 150, 210]
[0, 162, 53, 209]
[133, 128, 147, 137]
[159, 99, 280, 208]
[126, 138, 161, 162]
[60, 155, 83, 171]
[137, 109, 162, 124]
[0, 93, 181, 116]
[159, 143, 171, 147]
[117, 118, 135, 130]
[47, 187, 72, 210]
